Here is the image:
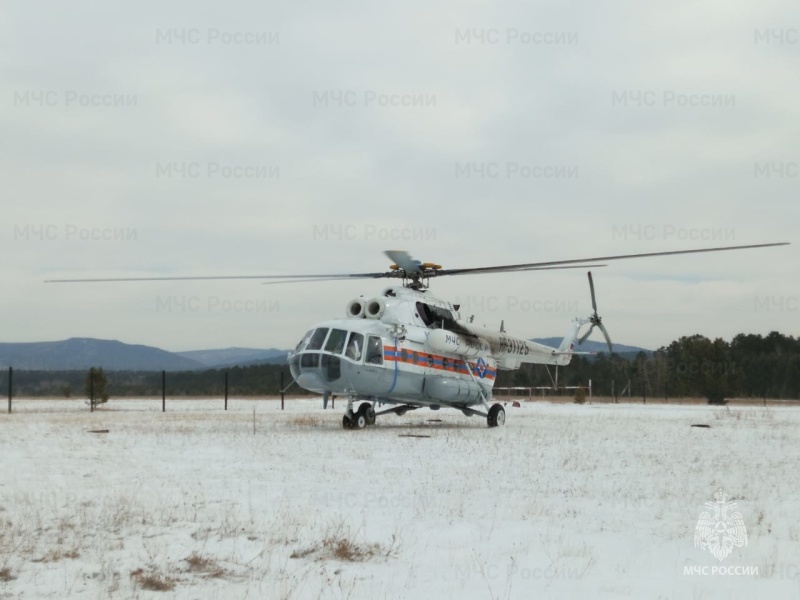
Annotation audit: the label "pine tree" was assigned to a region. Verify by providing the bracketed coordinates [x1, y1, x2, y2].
[85, 367, 109, 408]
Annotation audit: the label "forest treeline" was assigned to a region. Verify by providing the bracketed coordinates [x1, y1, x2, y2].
[2, 332, 798, 403]
[496, 331, 800, 402]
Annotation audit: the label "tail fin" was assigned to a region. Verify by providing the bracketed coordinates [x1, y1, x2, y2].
[555, 318, 588, 365]
[558, 318, 583, 353]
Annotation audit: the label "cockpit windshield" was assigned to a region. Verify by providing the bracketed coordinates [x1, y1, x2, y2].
[295, 327, 371, 365]
[295, 330, 313, 352]
[306, 328, 329, 350]
[324, 329, 347, 354]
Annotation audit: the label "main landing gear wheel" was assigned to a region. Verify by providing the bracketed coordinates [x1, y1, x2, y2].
[487, 404, 505, 428]
[353, 411, 367, 429]
[358, 402, 376, 426]
[343, 406, 369, 430]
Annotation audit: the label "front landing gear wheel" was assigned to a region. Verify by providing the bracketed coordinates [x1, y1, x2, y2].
[342, 415, 354, 430]
[358, 402, 376, 426]
[487, 404, 505, 428]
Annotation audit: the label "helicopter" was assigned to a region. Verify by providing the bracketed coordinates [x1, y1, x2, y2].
[287, 260, 604, 430]
[47, 242, 788, 429]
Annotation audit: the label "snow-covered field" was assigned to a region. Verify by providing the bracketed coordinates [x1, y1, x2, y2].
[1, 399, 799, 599]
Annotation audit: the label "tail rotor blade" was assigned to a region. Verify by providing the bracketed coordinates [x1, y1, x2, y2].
[598, 322, 613, 354]
[581, 271, 612, 353]
[588, 271, 598, 314]
[578, 323, 595, 345]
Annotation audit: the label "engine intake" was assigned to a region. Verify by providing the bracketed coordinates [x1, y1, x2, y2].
[346, 299, 366, 318]
[365, 297, 386, 319]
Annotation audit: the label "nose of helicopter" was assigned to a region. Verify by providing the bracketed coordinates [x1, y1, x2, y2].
[295, 370, 327, 392]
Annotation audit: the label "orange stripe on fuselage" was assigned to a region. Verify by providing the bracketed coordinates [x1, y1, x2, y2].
[383, 346, 496, 381]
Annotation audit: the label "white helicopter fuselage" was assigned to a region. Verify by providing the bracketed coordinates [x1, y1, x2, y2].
[288, 285, 585, 411]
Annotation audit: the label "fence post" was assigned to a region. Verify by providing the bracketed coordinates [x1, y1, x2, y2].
[7, 367, 11, 414]
[224, 371, 228, 411]
[90, 367, 94, 413]
[280, 370, 284, 411]
[162, 370, 166, 412]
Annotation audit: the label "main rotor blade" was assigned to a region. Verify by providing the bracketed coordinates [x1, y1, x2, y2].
[384, 250, 423, 276]
[445, 264, 608, 276]
[45, 272, 388, 283]
[260, 275, 386, 285]
[46, 264, 607, 284]
[439, 243, 789, 276]
[258, 264, 611, 284]
[44, 242, 788, 284]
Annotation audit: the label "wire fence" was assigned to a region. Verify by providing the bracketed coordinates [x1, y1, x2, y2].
[0, 367, 301, 414]
[2, 367, 797, 415]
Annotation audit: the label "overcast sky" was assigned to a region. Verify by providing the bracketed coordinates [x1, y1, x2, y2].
[1, 0, 797, 352]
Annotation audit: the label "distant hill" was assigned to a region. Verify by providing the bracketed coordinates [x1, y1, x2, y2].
[0, 335, 646, 372]
[0, 338, 204, 371]
[532, 338, 651, 357]
[176, 347, 289, 368]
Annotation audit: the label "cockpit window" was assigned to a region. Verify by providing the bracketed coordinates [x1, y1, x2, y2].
[306, 328, 329, 350]
[300, 353, 319, 368]
[324, 329, 347, 354]
[345, 333, 363, 361]
[295, 330, 313, 352]
[366, 336, 383, 365]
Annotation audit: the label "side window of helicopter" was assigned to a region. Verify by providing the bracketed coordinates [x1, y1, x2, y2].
[429, 305, 453, 329]
[324, 329, 347, 354]
[344, 332, 363, 361]
[306, 328, 329, 351]
[416, 301, 452, 329]
[416, 301, 434, 327]
[366, 336, 383, 365]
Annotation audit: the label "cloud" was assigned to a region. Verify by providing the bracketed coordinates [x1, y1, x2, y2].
[0, 0, 796, 350]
